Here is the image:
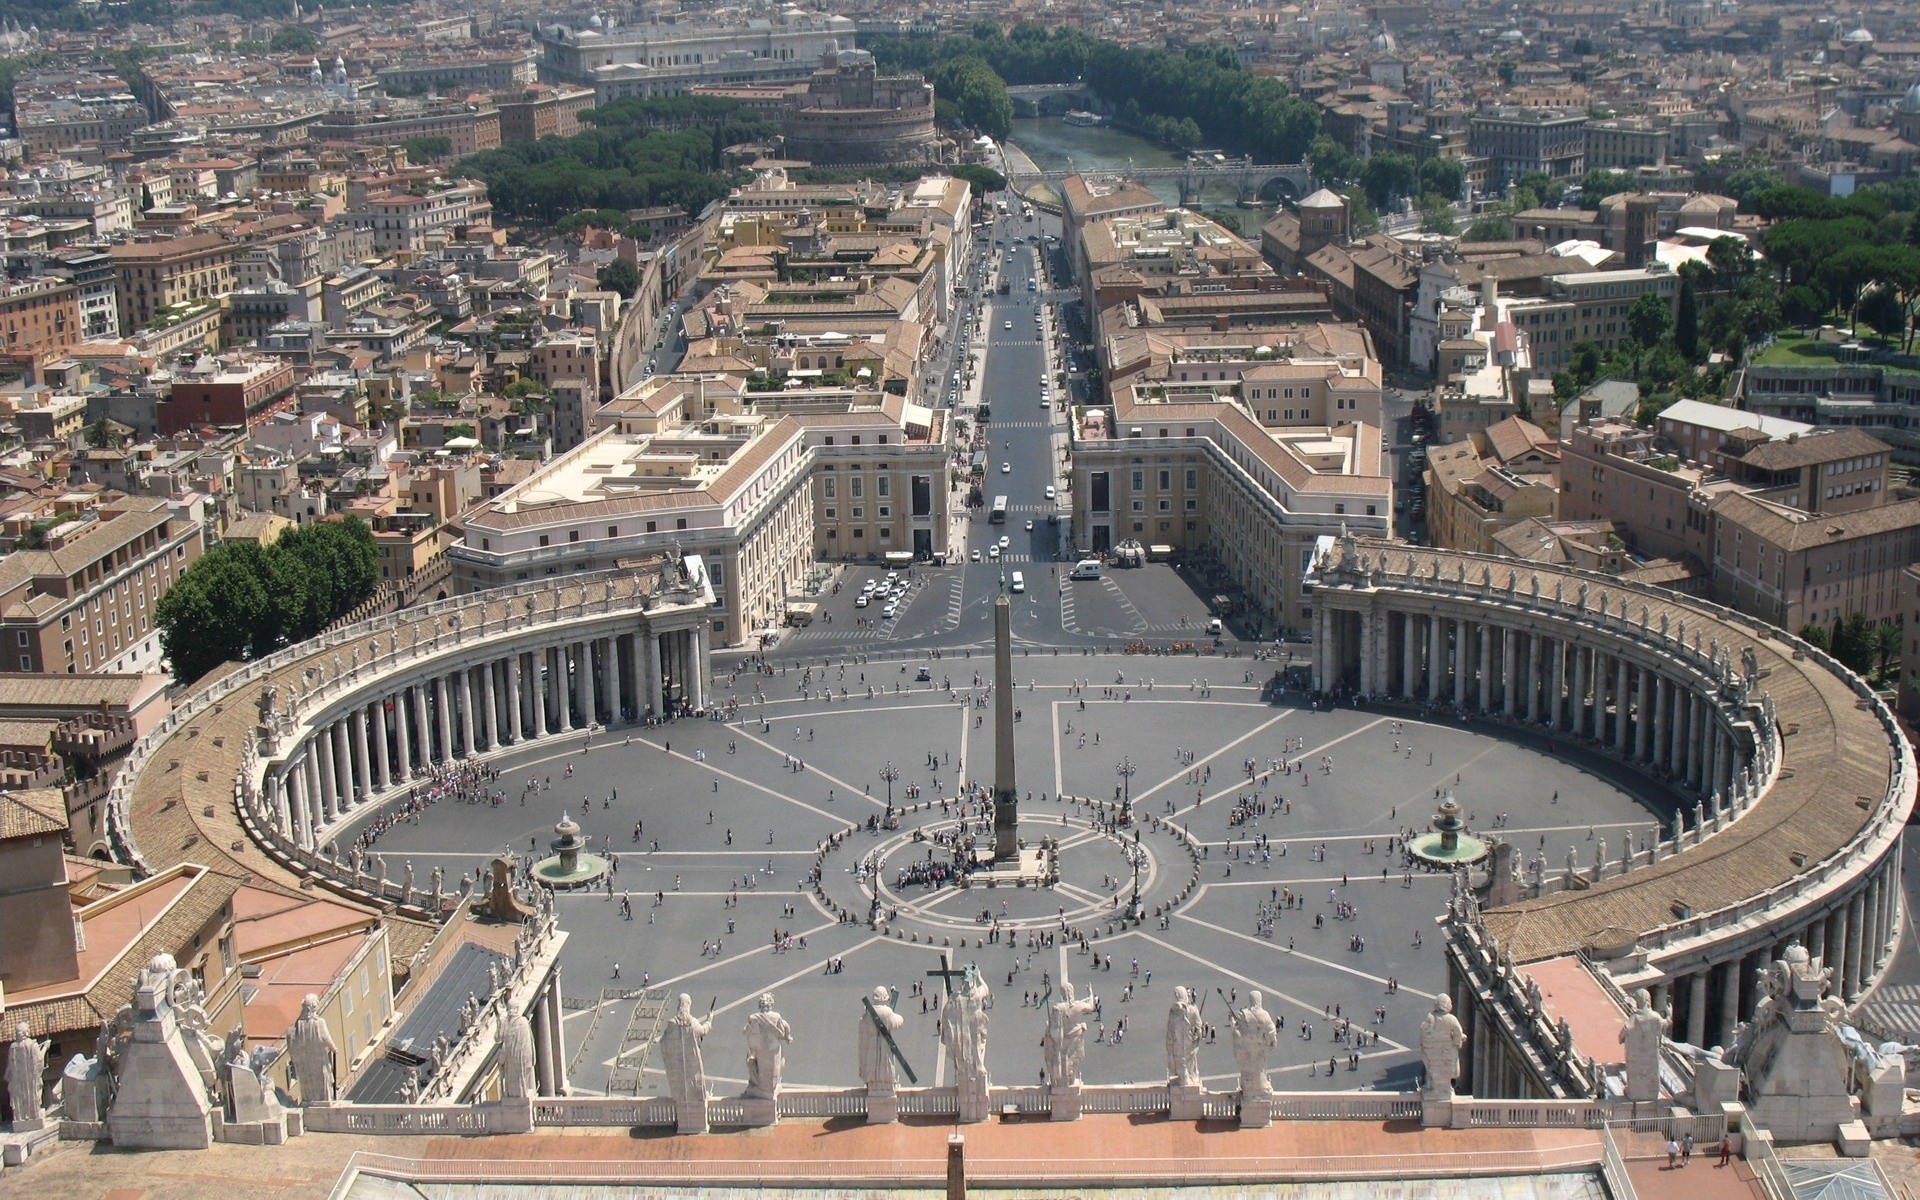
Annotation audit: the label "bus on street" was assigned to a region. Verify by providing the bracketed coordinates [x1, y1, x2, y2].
[990, 495, 1009, 524]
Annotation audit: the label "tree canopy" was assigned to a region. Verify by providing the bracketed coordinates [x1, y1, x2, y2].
[156, 518, 379, 685]
[867, 25, 1323, 163]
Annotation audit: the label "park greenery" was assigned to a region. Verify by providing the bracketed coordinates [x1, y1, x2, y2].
[458, 97, 775, 226]
[156, 518, 379, 685]
[1799, 614, 1903, 682]
[867, 23, 1323, 163]
[401, 135, 454, 163]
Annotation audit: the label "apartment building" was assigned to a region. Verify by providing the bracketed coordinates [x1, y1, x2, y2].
[452, 389, 814, 645]
[0, 277, 81, 358]
[1710, 491, 1920, 632]
[157, 356, 296, 435]
[312, 104, 501, 158]
[1500, 263, 1680, 372]
[1740, 343, 1920, 463]
[531, 330, 604, 452]
[109, 233, 239, 334]
[1584, 118, 1672, 170]
[375, 53, 537, 93]
[1468, 107, 1588, 186]
[1070, 389, 1391, 636]
[536, 13, 857, 102]
[345, 181, 489, 251]
[493, 84, 596, 144]
[1424, 417, 1560, 555]
[0, 496, 205, 675]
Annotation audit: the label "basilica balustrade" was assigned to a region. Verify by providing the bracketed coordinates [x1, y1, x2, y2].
[1307, 535, 1913, 1079]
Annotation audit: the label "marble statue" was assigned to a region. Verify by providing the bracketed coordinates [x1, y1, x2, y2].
[662, 993, 712, 1132]
[431, 866, 444, 909]
[286, 994, 339, 1105]
[402, 860, 414, 903]
[1420, 996, 1467, 1100]
[1565, 845, 1579, 882]
[497, 1009, 536, 1101]
[857, 986, 905, 1094]
[1041, 982, 1098, 1088]
[1166, 986, 1204, 1088]
[1230, 991, 1279, 1101]
[7, 1021, 50, 1123]
[257, 684, 280, 729]
[1620, 987, 1667, 1103]
[1593, 838, 1607, 881]
[742, 993, 792, 1100]
[941, 967, 992, 1122]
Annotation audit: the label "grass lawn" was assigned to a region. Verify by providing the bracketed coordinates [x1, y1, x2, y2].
[1754, 330, 1900, 366]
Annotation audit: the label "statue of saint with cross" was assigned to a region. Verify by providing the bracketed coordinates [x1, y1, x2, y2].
[929, 952, 992, 1122]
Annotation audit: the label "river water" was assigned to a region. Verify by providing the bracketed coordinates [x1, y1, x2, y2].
[1006, 116, 1273, 236]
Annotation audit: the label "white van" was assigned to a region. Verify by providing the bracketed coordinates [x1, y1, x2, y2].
[1010, 571, 1026, 593]
[1069, 559, 1102, 580]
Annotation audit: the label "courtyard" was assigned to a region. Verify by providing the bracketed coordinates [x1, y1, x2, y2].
[344, 651, 1672, 1100]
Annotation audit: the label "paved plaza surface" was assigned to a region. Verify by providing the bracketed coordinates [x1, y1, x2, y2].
[346, 651, 1676, 1099]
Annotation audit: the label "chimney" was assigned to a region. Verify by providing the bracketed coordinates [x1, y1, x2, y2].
[1479, 276, 1499, 332]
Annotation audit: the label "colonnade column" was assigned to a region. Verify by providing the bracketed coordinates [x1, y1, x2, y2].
[1688, 695, 1706, 793]
[1452, 619, 1468, 709]
[507, 655, 525, 743]
[371, 699, 391, 791]
[337, 721, 357, 810]
[411, 685, 432, 772]
[1523, 634, 1540, 724]
[394, 686, 414, 778]
[1426, 616, 1442, 702]
[1845, 892, 1867, 999]
[1401, 612, 1417, 701]
[459, 668, 477, 757]
[1684, 970, 1708, 1048]
[1614, 657, 1631, 754]
[532, 995, 556, 1096]
[608, 637, 625, 724]
[1636, 667, 1654, 762]
[1502, 628, 1518, 717]
[350, 709, 372, 801]
[286, 759, 309, 848]
[301, 751, 323, 844]
[1572, 645, 1589, 738]
[547, 970, 569, 1093]
[481, 662, 499, 751]
[1358, 609, 1376, 696]
[1548, 638, 1565, 730]
[1477, 621, 1492, 712]
[646, 635, 664, 717]
[573, 641, 593, 729]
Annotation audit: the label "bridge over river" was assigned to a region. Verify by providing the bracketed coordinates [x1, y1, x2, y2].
[1007, 153, 1313, 206]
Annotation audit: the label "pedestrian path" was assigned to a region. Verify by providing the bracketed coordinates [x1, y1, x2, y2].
[1852, 982, 1920, 1041]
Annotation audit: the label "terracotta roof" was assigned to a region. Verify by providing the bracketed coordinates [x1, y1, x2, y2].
[1732, 427, 1890, 472]
[0, 786, 66, 839]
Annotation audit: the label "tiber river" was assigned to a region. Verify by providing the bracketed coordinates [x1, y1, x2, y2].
[1006, 116, 1276, 236]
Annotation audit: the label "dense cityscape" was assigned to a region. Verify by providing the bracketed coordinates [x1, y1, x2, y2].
[0, 0, 1918, 1195]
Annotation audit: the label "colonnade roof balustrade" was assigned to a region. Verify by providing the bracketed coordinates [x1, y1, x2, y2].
[110, 567, 712, 954]
[1310, 537, 1914, 965]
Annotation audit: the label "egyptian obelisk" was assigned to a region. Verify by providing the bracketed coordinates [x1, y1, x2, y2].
[992, 592, 1018, 860]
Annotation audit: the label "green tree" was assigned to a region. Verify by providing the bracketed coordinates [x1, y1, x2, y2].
[1359, 152, 1418, 212]
[1514, 171, 1565, 208]
[1872, 620, 1904, 679]
[1417, 157, 1466, 202]
[269, 26, 318, 53]
[1798, 623, 1831, 652]
[1579, 169, 1637, 208]
[1832, 611, 1876, 675]
[1464, 214, 1515, 242]
[1780, 284, 1827, 328]
[402, 135, 453, 162]
[1723, 160, 1784, 206]
[1675, 276, 1699, 360]
[1628, 291, 1673, 348]
[85, 419, 121, 449]
[1859, 284, 1907, 339]
[1306, 136, 1359, 188]
[596, 258, 642, 299]
[951, 163, 1007, 195]
[1417, 192, 1457, 235]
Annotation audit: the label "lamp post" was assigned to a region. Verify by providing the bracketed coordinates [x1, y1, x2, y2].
[1127, 830, 1144, 921]
[1115, 757, 1138, 823]
[879, 760, 900, 814]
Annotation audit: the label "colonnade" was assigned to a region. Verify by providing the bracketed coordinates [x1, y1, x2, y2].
[262, 624, 710, 850]
[1315, 605, 1748, 804]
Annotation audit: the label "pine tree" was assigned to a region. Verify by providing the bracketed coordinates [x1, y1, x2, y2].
[1675, 277, 1699, 360]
